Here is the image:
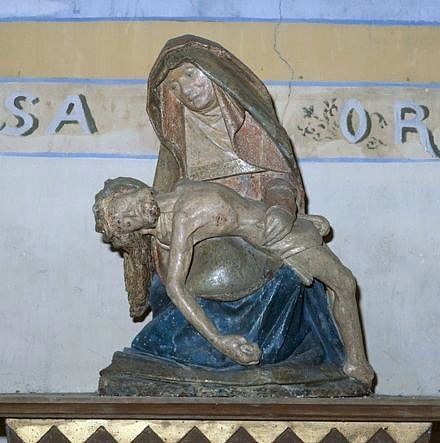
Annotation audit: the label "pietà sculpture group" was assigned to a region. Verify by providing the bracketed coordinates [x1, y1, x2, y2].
[94, 35, 374, 397]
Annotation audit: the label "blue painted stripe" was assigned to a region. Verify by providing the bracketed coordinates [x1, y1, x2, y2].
[0, 77, 147, 85]
[2, 0, 439, 23]
[1, 77, 440, 90]
[298, 157, 440, 164]
[1, 151, 438, 163]
[0, 16, 440, 26]
[0, 151, 158, 160]
[265, 80, 440, 89]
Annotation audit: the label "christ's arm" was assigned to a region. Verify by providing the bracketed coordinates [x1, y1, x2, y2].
[165, 212, 220, 343]
[165, 207, 261, 366]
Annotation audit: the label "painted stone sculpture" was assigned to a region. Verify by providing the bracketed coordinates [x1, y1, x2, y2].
[95, 35, 374, 397]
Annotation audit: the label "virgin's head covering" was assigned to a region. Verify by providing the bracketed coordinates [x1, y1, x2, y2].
[147, 35, 306, 212]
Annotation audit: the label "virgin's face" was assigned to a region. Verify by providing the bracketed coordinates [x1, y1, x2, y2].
[164, 62, 217, 112]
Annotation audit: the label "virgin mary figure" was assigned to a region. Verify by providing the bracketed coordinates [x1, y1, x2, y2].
[101, 35, 370, 396]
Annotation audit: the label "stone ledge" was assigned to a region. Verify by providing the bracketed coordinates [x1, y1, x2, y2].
[1, 395, 440, 422]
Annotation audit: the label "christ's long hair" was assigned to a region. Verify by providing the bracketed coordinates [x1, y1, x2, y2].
[93, 177, 157, 320]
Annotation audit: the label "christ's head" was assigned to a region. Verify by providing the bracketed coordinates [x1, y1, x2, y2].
[93, 177, 159, 246]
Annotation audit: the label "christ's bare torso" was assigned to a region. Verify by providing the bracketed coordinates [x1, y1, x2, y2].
[155, 180, 269, 268]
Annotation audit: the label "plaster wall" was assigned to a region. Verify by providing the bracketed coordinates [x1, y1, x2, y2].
[1, 157, 439, 395]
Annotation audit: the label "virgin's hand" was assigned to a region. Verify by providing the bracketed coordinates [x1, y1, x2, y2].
[263, 206, 295, 247]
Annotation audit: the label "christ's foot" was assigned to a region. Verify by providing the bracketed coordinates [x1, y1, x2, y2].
[343, 360, 375, 387]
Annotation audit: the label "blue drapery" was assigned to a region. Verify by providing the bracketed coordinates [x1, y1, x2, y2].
[131, 267, 345, 369]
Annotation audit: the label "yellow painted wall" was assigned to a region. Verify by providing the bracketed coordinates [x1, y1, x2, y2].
[1, 21, 439, 82]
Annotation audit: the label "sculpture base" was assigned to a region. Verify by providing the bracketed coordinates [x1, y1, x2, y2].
[98, 350, 370, 398]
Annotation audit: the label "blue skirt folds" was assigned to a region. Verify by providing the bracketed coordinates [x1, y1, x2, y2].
[131, 267, 345, 369]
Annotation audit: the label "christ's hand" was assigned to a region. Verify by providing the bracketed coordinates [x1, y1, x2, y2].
[214, 335, 261, 365]
[263, 205, 295, 247]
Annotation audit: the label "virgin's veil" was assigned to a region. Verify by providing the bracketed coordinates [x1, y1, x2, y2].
[146, 34, 307, 213]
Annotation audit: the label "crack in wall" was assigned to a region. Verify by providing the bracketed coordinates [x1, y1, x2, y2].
[273, 0, 295, 124]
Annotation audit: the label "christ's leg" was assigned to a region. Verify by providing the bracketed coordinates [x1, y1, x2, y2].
[285, 246, 374, 386]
